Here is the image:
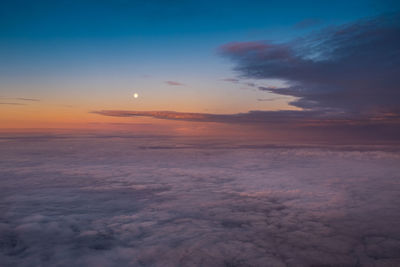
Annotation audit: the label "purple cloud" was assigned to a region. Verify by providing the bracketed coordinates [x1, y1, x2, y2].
[220, 13, 400, 115]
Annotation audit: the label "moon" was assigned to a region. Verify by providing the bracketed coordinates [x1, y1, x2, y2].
[133, 93, 139, 99]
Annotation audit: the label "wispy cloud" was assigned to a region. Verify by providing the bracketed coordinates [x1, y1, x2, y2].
[0, 97, 40, 105]
[0, 102, 27, 106]
[165, 81, 185, 86]
[221, 78, 258, 89]
[221, 78, 240, 83]
[15, 98, 40, 102]
[257, 97, 284, 102]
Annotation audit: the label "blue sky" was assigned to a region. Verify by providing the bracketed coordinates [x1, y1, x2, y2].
[1, 0, 397, 81]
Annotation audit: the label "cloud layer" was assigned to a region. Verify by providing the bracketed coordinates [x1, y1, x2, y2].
[92, 109, 400, 142]
[220, 13, 400, 114]
[1, 134, 400, 266]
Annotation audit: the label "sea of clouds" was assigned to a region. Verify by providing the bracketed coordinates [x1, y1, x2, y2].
[1, 134, 400, 266]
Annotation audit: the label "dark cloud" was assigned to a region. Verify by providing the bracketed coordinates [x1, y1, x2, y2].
[165, 81, 184, 86]
[220, 13, 400, 114]
[1, 135, 400, 266]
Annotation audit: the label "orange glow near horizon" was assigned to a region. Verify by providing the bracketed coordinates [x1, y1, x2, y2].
[1, 86, 299, 131]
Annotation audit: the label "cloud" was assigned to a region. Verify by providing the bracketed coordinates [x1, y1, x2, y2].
[0, 102, 26, 106]
[257, 97, 284, 102]
[220, 13, 400, 114]
[15, 98, 40, 102]
[221, 78, 240, 83]
[221, 78, 258, 89]
[92, 109, 400, 126]
[0, 97, 40, 106]
[1, 135, 400, 266]
[92, 109, 400, 142]
[91, 13, 400, 143]
[245, 82, 256, 87]
[165, 81, 184, 86]
[92, 109, 329, 124]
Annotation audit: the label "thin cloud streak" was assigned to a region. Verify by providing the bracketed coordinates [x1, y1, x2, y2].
[257, 97, 284, 102]
[92, 109, 400, 142]
[0, 102, 27, 106]
[15, 98, 40, 102]
[221, 78, 240, 83]
[165, 81, 185, 86]
[92, 109, 400, 125]
[92, 109, 321, 124]
[1, 97, 40, 102]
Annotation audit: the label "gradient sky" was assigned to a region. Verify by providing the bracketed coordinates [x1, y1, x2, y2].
[1, 0, 399, 140]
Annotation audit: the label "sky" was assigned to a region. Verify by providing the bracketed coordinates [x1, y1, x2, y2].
[1, 0, 400, 142]
[2, 3, 400, 265]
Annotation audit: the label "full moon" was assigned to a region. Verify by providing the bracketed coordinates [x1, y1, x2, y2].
[133, 93, 139, 98]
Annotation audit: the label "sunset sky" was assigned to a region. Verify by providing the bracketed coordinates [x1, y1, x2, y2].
[1, 0, 400, 141]
[2, 2, 400, 266]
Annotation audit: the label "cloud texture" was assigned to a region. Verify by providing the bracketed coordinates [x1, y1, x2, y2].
[1, 134, 400, 266]
[220, 13, 400, 114]
[91, 13, 400, 143]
